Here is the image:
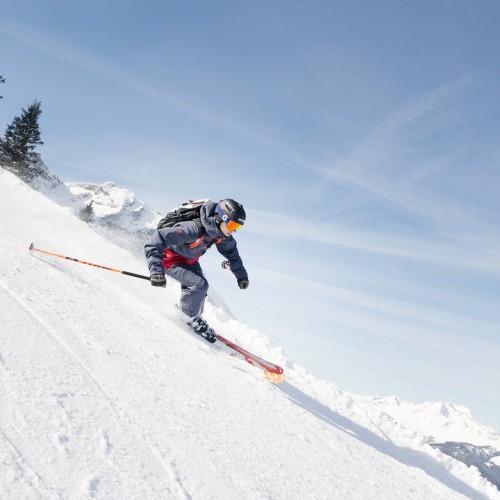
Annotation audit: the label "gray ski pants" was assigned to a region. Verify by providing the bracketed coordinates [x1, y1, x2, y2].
[164, 262, 208, 318]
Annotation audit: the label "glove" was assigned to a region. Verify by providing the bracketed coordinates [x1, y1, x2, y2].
[238, 278, 249, 289]
[150, 274, 166, 288]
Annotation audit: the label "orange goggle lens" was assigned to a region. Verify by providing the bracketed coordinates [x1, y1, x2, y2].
[226, 219, 242, 232]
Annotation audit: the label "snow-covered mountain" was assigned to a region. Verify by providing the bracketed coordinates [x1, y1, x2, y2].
[355, 396, 500, 447]
[430, 442, 500, 493]
[1, 166, 500, 499]
[65, 181, 161, 235]
[64, 181, 162, 255]
[36, 179, 162, 256]
[353, 395, 500, 491]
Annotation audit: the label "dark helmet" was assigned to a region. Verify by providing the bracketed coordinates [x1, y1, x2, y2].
[216, 198, 246, 231]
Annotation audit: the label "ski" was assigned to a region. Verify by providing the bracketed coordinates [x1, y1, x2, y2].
[214, 333, 285, 383]
[186, 316, 284, 382]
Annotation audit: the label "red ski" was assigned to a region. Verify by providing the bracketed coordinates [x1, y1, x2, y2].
[215, 334, 285, 383]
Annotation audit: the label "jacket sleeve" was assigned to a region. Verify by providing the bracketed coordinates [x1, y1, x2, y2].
[144, 222, 201, 276]
[216, 237, 248, 281]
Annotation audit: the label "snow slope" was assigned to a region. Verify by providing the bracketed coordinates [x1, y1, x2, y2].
[1, 168, 498, 499]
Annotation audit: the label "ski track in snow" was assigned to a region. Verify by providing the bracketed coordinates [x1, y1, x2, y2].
[0, 280, 189, 499]
[1, 169, 499, 499]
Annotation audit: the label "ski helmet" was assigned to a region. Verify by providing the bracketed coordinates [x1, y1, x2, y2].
[216, 199, 246, 232]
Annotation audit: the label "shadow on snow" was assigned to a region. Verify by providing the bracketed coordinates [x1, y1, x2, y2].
[278, 382, 489, 500]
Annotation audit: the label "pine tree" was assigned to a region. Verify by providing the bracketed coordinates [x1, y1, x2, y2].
[0, 75, 5, 99]
[0, 101, 44, 178]
[79, 201, 95, 224]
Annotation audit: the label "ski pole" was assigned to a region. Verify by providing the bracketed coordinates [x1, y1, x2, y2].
[29, 243, 150, 281]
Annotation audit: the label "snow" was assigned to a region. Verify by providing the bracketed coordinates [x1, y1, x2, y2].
[353, 396, 500, 448]
[1, 168, 499, 499]
[64, 181, 161, 232]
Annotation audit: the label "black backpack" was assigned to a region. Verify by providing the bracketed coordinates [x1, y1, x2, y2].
[157, 199, 209, 231]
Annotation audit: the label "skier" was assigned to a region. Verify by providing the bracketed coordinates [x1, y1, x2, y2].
[144, 199, 249, 342]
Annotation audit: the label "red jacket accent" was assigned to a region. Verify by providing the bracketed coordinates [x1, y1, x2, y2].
[188, 236, 205, 248]
[162, 249, 199, 269]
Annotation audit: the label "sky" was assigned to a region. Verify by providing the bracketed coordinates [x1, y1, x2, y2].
[1, 1, 500, 430]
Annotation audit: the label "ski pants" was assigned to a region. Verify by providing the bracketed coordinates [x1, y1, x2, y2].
[164, 262, 208, 319]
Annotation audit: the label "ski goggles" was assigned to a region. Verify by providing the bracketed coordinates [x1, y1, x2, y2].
[216, 205, 243, 232]
[225, 219, 243, 232]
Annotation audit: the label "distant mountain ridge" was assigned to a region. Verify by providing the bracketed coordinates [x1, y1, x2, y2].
[430, 442, 500, 491]
[355, 395, 500, 490]
[356, 396, 500, 447]
[65, 182, 161, 233]
[64, 181, 162, 255]
[26, 175, 159, 256]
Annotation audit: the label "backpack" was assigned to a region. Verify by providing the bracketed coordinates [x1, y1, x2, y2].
[157, 198, 210, 230]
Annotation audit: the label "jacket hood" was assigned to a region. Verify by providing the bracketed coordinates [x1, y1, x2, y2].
[200, 201, 226, 239]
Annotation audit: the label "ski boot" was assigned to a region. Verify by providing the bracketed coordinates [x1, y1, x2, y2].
[187, 317, 217, 343]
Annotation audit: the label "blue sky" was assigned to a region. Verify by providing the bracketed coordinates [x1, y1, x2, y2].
[2, 1, 500, 430]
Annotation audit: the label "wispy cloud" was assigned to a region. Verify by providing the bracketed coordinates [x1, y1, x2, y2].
[313, 74, 476, 188]
[247, 264, 500, 361]
[307, 73, 500, 253]
[248, 208, 500, 274]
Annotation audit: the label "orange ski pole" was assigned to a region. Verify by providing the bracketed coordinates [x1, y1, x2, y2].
[29, 243, 150, 281]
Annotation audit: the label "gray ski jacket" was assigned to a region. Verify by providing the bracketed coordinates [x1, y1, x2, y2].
[144, 201, 248, 281]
